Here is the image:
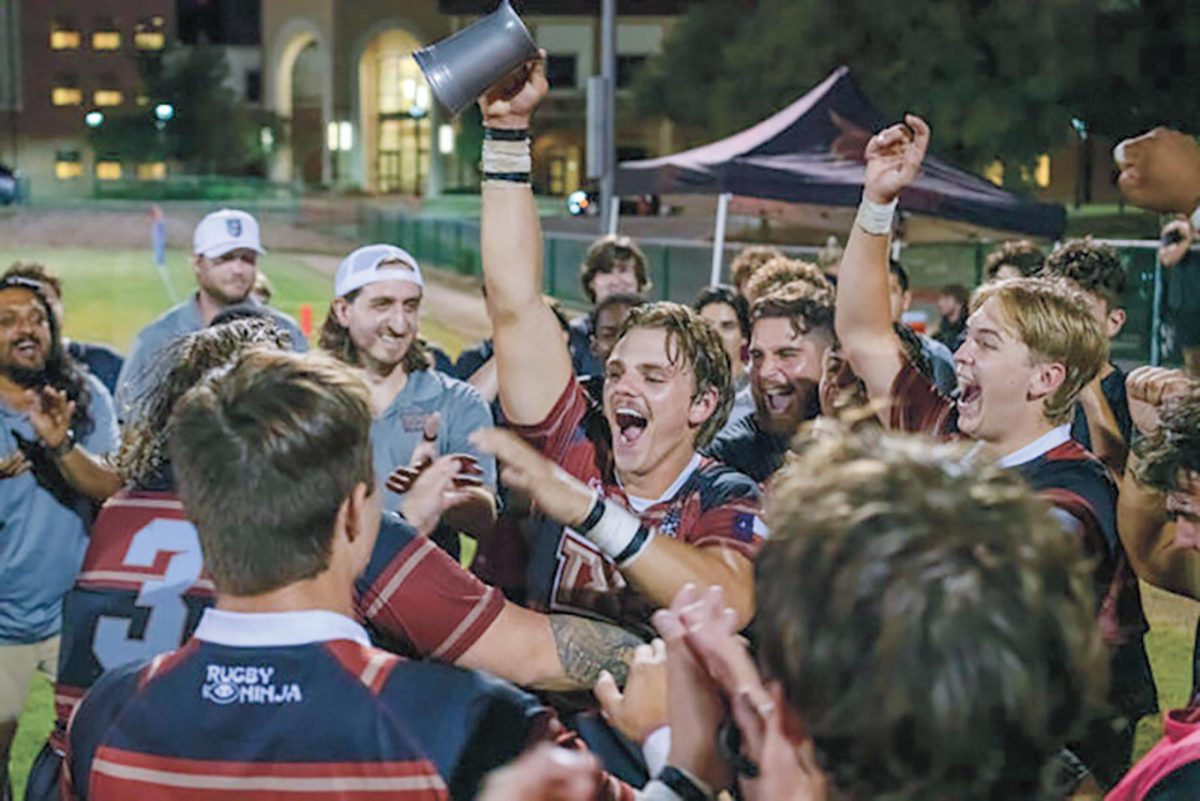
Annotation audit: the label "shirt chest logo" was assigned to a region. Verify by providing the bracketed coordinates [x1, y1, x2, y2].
[201, 664, 303, 706]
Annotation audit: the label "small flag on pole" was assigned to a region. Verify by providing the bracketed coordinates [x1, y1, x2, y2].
[150, 204, 177, 302]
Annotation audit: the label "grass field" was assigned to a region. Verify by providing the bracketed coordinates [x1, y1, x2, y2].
[2, 247, 1198, 795]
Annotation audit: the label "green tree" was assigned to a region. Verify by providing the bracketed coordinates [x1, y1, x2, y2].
[89, 43, 285, 176]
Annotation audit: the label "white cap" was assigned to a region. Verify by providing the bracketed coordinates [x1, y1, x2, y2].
[335, 244, 424, 298]
[193, 209, 267, 259]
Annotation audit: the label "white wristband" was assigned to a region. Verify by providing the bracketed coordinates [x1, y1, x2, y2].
[586, 500, 654, 567]
[481, 138, 531, 175]
[855, 196, 898, 236]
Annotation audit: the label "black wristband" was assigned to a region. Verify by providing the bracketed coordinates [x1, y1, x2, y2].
[613, 524, 652, 565]
[483, 127, 530, 141]
[577, 493, 607, 534]
[657, 766, 709, 801]
[482, 171, 531, 183]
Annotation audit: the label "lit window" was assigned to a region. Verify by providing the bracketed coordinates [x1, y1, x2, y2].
[93, 31, 121, 50]
[51, 17, 81, 50]
[1035, 154, 1051, 189]
[136, 94, 150, 107]
[135, 31, 164, 50]
[137, 162, 167, 181]
[51, 87, 83, 106]
[95, 161, 122, 181]
[94, 90, 123, 107]
[983, 160, 1004, 187]
[55, 151, 83, 180]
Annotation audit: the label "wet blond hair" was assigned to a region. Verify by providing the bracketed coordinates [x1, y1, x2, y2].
[970, 277, 1108, 425]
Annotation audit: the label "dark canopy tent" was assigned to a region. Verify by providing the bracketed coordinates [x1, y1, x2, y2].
[615, 66, 1066, 282]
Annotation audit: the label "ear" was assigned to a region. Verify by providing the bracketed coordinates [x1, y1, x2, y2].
[901, 290, 913, 314]
[688, 385, 720, 429]
[1028, 360, 1067, 403]
[340, 482, 373, 546]
[589, 335, 601, 357]
[331, 296, 353, 328]
[191, 254, 205, 278]
[1107, 308, 1126, 339]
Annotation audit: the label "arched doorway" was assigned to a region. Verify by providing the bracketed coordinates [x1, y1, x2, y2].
[358, 29, 431, 195]
[270, 21, 330, 185]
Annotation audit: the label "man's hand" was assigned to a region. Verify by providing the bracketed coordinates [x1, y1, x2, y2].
[410, 412, 442, 472]
[1160, 219, 1194, 268]
[651, 584, 732, 791]
[593, 639, 668, 746]
[862, 114, 930, 205]
[1115, 127, 1200, 214]
[398, 454, 482, 536]
[0, 450, 30, 479]
[479, 50, 549, 130]
[25, 387, 74, 451]
[470, 428, 593, 528]
[1126, 366, 1193, 437]
[476, 744, 599, 801]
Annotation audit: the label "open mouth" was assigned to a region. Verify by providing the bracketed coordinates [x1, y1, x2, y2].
[762, 386, 795, 415]
[955, 378, 982, 416]
[614, 407, 648, 447]
[12, 339, 41, 359]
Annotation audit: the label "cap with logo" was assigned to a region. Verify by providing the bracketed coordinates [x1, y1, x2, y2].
[334, 244, 424, 298]
[193, 209, 267, 259]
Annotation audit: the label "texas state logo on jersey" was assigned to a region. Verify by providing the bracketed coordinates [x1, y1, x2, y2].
[52, 490, 214, 753]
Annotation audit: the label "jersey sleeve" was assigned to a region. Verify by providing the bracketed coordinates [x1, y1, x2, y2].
[507, 377, 596, 466]
[889, 354, 956, 438]
[690, 468, 767, 558]
[63, 659, 147, 801]
[358, 514, 504, 663]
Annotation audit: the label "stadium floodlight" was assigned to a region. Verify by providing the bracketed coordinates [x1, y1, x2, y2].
[84, 110, 104, 128]
[154, 103, 175, 122]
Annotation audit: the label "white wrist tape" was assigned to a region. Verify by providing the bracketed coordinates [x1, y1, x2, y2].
[587, 499, 654, 567]
[855, 196, 898, 236]
[481, 138, 531, 175]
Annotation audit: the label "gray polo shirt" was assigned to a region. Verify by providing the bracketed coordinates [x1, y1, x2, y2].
[371, 369, 497, 512]
[114, 294, 308, 421]
[0, 374, 118, 643]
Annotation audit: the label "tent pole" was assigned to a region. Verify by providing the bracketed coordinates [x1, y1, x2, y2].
[608, 195, 620, 235]
[710, 192, 732, 286]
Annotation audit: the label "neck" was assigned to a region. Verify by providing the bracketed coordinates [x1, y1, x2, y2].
[195, 289, 228, 326]
[618, 439, 697, 499]
[984, 411, 1060, 461]
[216, 571, 356, 619]
[0, 371, 34, 409]
[361, 358, 409, 415]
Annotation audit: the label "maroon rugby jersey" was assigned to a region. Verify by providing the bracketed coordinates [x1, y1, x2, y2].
[510, 379, 766, 632]
[51, 491, 504, 756]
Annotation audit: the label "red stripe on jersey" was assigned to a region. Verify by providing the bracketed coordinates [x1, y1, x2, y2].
[89, 745, 447, 800]
[138, 640, 201, 690]
[323, 641, 402, 696]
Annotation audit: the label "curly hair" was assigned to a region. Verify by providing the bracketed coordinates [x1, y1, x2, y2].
[1135, 381, 1200, 493]
[750, 281, 835, 341]
[0, 275, 92, 439]
[1044, 238, 1128, 310]
[318, 292, 430, 374]
[693, 284, 751, 341]
[616, 302, 732, 447]
[743, 257, 832, 305]
[758, 427, 1107, 801]
[984, 240, 1046, 280]
[118, 317, 292, 487]
[971, 277, 1108, 425]
[730, 245, 783, 294]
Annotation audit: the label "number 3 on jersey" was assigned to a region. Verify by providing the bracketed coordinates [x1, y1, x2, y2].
[92, 519, 204, 670]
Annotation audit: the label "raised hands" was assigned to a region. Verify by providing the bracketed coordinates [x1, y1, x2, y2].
[1159, 218, 1194, 268]
[470, 428, 594, 529]
[479, 50, 549, 130]
[1126, 366, 1193, 437]
[592, 639, 668, 747]
[25, 386, 75, 452]
[863, 114, 930, 205]
[1115, 127, 1200, 215]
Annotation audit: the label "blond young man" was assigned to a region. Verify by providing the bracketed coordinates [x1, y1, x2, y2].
[834, 115, 1154, 785]
[474, 57, 765, 635]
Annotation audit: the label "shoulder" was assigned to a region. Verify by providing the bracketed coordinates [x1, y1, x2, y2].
[135, 302, 197, 342]
[695, 458, 762, 506]
[82, 373, 115, 411]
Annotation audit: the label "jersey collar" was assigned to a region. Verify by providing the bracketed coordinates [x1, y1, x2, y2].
[623, 453, 703, 513]
[996, 424, 1072, 469]
[194, 608, 372, 648]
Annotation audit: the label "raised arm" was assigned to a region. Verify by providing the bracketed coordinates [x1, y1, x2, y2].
[479, 56, 574, 426]
[835, 115, 930, 405]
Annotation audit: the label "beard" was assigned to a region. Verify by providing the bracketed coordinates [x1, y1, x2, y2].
[3, 362, 48, 388]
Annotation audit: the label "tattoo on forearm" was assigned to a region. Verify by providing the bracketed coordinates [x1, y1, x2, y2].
[549, 615, 643, 687]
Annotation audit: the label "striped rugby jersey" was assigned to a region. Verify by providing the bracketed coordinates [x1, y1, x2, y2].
[51, 490, 504, 758]
[511, 379, 766, 635]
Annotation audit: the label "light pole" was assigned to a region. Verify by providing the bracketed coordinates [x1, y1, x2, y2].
[599, 0, 616, 234]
